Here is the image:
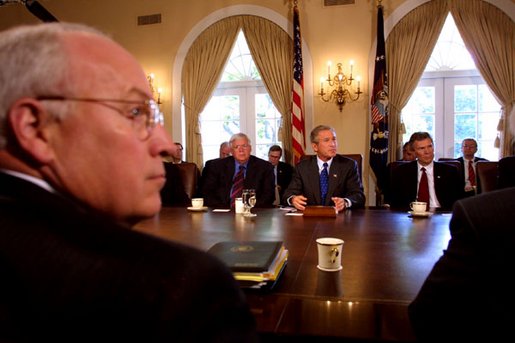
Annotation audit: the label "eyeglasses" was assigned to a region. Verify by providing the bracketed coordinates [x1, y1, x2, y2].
[232, 144, 250, 149]
[36, 95, 164, 140]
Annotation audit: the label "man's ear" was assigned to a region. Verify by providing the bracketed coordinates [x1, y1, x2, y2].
[7, 98, 56, 164]
[311, 142, 318, 153]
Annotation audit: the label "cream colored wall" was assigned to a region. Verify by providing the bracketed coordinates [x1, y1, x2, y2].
[1, 0, 513, 205]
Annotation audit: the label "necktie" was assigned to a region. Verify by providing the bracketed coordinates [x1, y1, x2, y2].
[417, 167, 429, 210]
[320, 162, 329, 205]
[468, 160, 476, 187]
[231, 165, 245, 208]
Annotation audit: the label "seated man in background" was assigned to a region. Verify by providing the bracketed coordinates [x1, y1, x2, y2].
[268, 145, 293, 206]
[408, 104, 515, 342]
[200, 133, 275, 208]
[457, 137, 487, 196]
[283, 125, 365, 211]
[498, 155, 515, 189]
[0, 23, 256, 342]
[219, 141, 232, 158]
[401, 141, 416, 161]
[169, 141, 186, 163]
[390, 132, 462, 211]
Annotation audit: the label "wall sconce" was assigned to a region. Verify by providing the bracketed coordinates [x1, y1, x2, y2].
[319, 61, 362, 112]
[147, 73, 162, 104]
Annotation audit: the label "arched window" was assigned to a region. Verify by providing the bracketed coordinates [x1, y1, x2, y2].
[401, 13, 501, 160]
[199, 30, 282, 162]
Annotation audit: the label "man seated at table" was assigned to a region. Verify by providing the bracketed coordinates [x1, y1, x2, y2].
[0, 23, 256, 342]
[408, 103, 515, 342]
[268, 144, 294, 206]
[200, 132, 275, 208]
[283, 125, 365, 211]
[457, 138, 487, 196]
[389, 132, 462, 211]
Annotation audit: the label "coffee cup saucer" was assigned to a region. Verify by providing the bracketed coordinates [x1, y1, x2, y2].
[187, 206, 208, 212]
[408, 210, 432, 217]
[317, 265, 343, 272]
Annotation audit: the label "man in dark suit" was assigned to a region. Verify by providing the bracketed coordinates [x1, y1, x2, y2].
[200, 133, 275, 208]
[498, 155, 515, 189]
[390, 132, 461, 211]
[283, 125, 365, 211]
[457, 138, 487, 196]
[268, 145, 294, 206]
[0, 23, 256, 342]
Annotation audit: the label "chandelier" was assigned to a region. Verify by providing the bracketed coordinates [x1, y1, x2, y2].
[147, 73, 162, 104]
[319, 61, 362, 112]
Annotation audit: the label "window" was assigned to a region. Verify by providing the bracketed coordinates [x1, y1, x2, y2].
[199, 30, 282, 162]
[401, 14, 501, 160]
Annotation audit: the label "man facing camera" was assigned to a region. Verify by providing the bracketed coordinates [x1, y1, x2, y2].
[268, 145, 294, 206]
[0, 23, 256, 342]
[200, 132, 275, 208]
[408, 110, 515, 342]
[283, 125, 365, 212]
[390, 132, 462, 211]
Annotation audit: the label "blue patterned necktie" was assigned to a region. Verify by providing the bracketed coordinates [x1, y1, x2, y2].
[320, 162, 329, 204]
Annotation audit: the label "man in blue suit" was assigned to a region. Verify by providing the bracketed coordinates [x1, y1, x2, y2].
[283, 125, 365, 211]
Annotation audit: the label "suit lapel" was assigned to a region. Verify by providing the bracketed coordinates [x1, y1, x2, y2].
[307, 157, 322, 204]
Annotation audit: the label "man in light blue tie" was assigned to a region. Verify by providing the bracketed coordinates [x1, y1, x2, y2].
[283, 125, 365, 211]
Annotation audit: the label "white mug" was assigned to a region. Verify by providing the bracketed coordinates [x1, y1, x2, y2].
[235, 198, 244, 214]
[316, 237, 344, 271]
[191, 198, 204, 209]
[410, 201, 427, 214]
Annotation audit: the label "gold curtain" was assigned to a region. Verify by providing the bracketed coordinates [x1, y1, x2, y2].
[182, 16, 241, 167]
[386, 0, 448, 162]
[450, 0, 515, 157]
[241, 15, 294, 163]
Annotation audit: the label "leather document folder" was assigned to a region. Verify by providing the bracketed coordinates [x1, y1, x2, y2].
[303, 205, 337, 217]
[207, 241, 284, 273]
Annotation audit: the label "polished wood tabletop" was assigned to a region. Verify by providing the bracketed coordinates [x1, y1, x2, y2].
[134, 207, 452, 342]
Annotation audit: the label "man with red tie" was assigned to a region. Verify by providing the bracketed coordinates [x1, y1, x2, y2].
[457, 138, 487, 196]
[390, 132, 462, 211]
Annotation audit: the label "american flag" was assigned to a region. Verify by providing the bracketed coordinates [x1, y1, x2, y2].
[291, 4, 306, 164]
[369, 4, 389, 193]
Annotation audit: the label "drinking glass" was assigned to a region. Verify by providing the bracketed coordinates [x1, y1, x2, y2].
[242, 189, 257, 217]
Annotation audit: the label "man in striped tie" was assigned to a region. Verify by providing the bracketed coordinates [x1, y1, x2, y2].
[200, 133, 275, 209]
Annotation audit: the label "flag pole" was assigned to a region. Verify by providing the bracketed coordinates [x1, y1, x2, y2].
[291, 0, 306, 165]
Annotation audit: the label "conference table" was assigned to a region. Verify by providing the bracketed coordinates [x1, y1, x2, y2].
[134, 206, 452, 342]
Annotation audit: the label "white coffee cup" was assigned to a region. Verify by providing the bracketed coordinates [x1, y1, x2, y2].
[316, 237, 344, 271]
[410, 201, 427, 214]
[235, 198, 244, 214]
[191, 198, 204, 209]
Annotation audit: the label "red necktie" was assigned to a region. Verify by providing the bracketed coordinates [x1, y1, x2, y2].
[468, 160, 476, 186]
[230, 165, 245, 208]
[417, 167, 429, 210]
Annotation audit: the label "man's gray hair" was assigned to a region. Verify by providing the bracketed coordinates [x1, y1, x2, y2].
[0, 23, 105, 148]
[229, 133, 251, 146]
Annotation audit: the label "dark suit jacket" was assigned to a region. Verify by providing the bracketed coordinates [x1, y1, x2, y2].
[498, 155, 515, 189]
[275, 161, 294, 205]
[282, 154, 365, 208]
[390, 160, 461, 211]
[408, 187, 515, 342]
[200, 155, 275, 208]
[456, 156, 487, 195]
[0, 172, 257, 342]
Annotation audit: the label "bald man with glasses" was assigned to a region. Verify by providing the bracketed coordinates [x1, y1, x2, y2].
[0, 23, 256, 342]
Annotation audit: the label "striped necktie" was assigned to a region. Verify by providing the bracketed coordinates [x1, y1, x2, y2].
[230, 165, 245, 208]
